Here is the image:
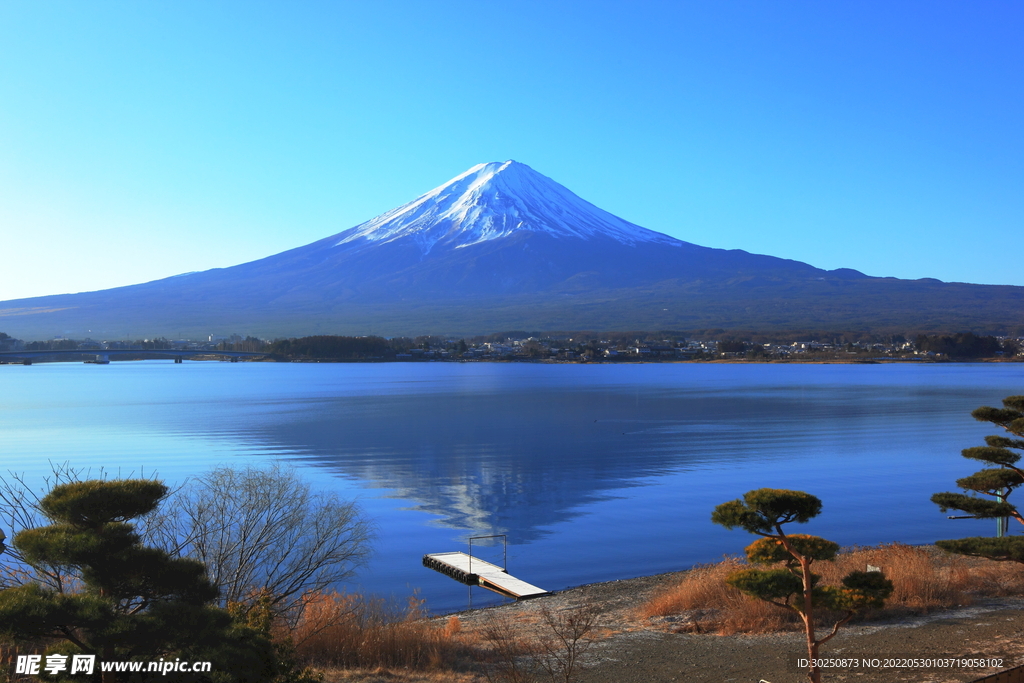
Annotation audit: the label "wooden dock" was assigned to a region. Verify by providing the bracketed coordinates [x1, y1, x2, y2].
[422, 551, 550, 600]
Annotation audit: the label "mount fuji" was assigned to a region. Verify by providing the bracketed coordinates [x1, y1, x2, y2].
[2, 161, 1023, 338]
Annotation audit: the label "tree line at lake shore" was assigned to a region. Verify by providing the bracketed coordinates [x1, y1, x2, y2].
[2, 330, 1021, 362]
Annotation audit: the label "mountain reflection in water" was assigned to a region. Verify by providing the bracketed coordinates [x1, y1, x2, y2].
[2, 361, 1023, 612]
[249, 388, 850, 541]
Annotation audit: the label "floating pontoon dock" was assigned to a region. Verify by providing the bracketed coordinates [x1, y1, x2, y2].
[422, 551, 550, 600]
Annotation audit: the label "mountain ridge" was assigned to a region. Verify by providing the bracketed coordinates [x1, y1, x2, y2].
[1, 161, 1022, 339]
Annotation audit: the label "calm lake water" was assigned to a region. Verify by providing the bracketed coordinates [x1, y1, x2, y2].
[2, 361, 1022, 612]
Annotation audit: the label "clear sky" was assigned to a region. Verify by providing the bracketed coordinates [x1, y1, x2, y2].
[1, 1, 1022, 300]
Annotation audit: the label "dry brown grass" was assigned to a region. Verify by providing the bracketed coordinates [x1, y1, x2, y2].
[825, 544, 1024, 611]
[639, 557, 799, 634]
[639, 544, 1024, 634]
[288, 592, 476, 672]
[319, 667, 483, 683]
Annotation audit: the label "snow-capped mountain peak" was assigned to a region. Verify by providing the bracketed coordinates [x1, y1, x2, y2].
[333, 160, 681, 253]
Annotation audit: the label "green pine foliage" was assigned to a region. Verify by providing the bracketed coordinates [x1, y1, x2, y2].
[712, 489, 893, 683]
[0, 479, 277, 682]
[712, 489, 823, 535]
[934, 536, 1024, 563]
[932, 396, 1024, 561]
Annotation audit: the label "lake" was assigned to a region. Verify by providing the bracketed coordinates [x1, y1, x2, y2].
[1, 360, 1021, 613]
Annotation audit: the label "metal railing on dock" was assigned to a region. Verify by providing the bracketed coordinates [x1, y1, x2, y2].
[422, 549, 549, 600]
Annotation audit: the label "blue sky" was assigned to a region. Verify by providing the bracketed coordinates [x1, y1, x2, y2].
[1, 1, 1022, 300]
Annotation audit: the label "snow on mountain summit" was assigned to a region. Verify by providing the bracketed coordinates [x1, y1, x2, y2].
[333, 160, 682, 253]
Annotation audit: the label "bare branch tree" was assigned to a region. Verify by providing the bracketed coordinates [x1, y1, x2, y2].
[481, 611, 540, 683]
[144, 463, 373, 622]
[480, 602, 602, 683]
[535, 602, 601, 683]
[2, 462, 373, 629]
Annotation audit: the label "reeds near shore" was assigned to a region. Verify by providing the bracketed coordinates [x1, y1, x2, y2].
[639, 544, 1024, 634]
[640, 557, 794, 633]
[286, 592, 473, 671]
[287, 592, 602, 683]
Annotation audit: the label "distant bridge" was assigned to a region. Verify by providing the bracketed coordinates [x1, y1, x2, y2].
[0, 349, 271, 365]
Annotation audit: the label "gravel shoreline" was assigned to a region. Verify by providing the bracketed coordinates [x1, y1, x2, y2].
[450, 570, 1024, 683]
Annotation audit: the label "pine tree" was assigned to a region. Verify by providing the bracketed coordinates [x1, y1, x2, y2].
[0, 479, 276, 682]
[712, 489, 892, 683]
[932, 395, 1024, 561]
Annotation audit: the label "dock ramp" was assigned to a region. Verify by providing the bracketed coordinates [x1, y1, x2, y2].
[423, 551, 550, 600]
